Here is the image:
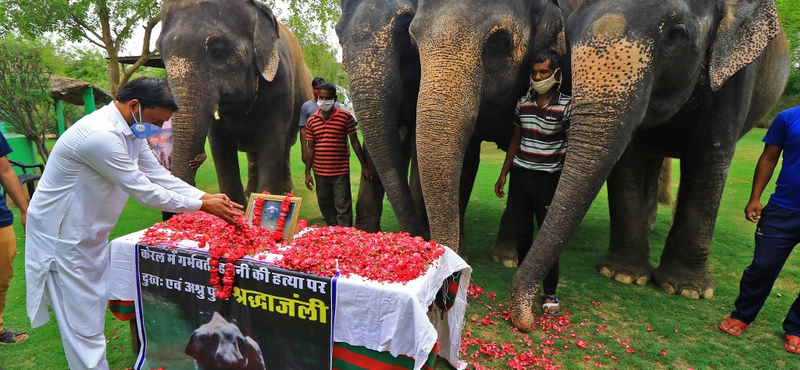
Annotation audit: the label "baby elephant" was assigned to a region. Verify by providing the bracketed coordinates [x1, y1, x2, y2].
[185, 312, 267, 370]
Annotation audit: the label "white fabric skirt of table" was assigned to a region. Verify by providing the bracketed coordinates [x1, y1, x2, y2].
[108, 230, 471, 370]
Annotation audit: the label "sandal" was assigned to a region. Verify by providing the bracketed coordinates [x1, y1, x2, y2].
[718, 317, 750, 336]
[786, 335, 800, 355]
[542, 295, 560, 316]
[0, 328, 28, 344]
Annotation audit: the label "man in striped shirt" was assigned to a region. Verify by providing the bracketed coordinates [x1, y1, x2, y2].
[495, 49, 572, 316]
[305, 83, 371, 226]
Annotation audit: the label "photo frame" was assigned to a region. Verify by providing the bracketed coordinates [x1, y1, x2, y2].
[244, 194, 303, 243]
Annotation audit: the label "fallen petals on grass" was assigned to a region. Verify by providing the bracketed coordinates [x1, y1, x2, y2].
[461, 286, 645, 369]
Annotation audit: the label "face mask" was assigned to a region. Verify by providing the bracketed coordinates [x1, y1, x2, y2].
[318, 99, 335, 112]
[530, 68, 562, 95]
[130, 104, 162, 139]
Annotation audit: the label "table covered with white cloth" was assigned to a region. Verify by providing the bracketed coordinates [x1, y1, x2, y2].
[108, 230, 471, 370]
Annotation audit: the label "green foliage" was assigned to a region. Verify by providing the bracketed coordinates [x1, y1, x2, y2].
[0, 35, 55, 162]
[60, 48, 110, 89]
[776, 0, 800, 96]
[266, 0, 348, 88]
[0, 0, 162, 95]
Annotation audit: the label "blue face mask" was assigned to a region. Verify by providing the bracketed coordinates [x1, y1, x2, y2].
[130, 105, 162, 139]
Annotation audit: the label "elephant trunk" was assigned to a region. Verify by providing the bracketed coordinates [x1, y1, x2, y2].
[509, 36, 655, 331]
[415, 29, 482, 253]
[346, 33, 425, 237]
[167, 75, 215, 186]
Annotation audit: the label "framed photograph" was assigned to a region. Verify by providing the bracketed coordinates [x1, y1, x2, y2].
[244, 194, 303, 243]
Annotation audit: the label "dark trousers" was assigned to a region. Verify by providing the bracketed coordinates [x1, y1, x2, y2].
[315, 174, 353, 227]
[162, 212, 175, 222]
[508, 166, 561, 296]
[731, 202, 800, 336]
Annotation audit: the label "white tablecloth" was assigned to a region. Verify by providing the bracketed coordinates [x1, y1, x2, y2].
[108, 230, 471, 370]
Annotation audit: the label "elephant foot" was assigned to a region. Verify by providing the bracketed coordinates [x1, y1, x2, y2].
[597, 255, 653, 286]
[653, 264, 714, 299]
[489, 242, 518, 268]
[508, 285, 537, 332]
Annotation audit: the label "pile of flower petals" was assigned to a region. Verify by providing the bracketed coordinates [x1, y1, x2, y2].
[276, 226, 445, 283]
[139, 212, 281, 256]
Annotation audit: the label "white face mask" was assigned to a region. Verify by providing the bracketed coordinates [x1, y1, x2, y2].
[318, 99, 335, 112]
[530, 68, 562, 95]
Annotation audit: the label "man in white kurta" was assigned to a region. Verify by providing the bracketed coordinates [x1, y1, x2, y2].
[25, 77, 241, 370]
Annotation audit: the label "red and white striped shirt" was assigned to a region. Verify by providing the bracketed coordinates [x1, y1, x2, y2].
[306, 107, 357, 177]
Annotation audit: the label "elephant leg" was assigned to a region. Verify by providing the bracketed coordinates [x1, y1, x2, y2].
[282, 134, 294, 194]
[245, 152, 259, 195]
[208, 125, 246, 205]
[409, 149, 430, 240]
[599, 148, 660, 285]
[256, 119, 290, 194]
[642, 157, 666, 232]
[653, 152, 729, 300]
[490, 207, 519, 267]
[456, 139, 481, 258]
[355, 146, 385, 233]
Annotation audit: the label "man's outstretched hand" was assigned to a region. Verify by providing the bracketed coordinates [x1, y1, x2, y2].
[200, 193, 244, 224]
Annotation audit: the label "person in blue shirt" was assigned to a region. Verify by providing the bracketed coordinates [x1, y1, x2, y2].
[0, 132, 30, 344]
[719, 105, 800, 355]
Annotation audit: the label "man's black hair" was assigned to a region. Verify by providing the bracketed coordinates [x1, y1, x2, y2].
[317, 82, 337, 96]
[116, 77, 179, 112]
[312, 77, 327, 88]
[531, 49, 561, 70]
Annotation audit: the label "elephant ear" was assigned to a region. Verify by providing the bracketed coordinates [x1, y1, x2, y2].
[708, 0, 780, 91]
[252, 0, 281, 82]
[533, 0, 567, 55]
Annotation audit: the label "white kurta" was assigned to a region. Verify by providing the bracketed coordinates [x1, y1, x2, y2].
[25, 104, 206, 337]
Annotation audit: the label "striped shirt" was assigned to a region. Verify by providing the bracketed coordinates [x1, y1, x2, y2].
[306, 107, 357, 177]
[512, 92, 572, 172]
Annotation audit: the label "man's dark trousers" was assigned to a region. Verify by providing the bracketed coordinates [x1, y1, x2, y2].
[732, 202, 800, 336]
[508, 165, 560, 295]
[315, 174, 353, 227]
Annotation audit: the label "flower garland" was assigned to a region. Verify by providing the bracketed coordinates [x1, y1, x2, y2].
[140, 212, 280, 300]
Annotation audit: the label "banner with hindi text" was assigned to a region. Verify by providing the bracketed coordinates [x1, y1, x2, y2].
[134, 244, 335, 370]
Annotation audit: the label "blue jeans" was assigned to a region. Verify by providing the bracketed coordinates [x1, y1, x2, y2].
[731, 203, 800, 336]
[315, 174, 353, 227]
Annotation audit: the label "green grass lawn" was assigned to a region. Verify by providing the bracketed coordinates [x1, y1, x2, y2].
[2, 108, 799, 369]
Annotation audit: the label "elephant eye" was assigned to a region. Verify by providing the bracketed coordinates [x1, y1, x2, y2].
[485, 32, 513, 58]
[206, 38, 230, 58]
[666, 24, 690, 43]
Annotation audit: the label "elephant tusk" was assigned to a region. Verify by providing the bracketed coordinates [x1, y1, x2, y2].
[213, 109, 220, 121]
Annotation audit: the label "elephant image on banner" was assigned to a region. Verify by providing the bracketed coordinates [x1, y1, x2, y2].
[337, 0, 567, 261]
[158, 0, 312, 205]
[509, 0, 790, 331]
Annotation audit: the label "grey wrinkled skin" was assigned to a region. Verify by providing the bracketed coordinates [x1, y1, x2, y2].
[338, 0, 566, 261]
[509, 0, 789, 331]
[337, 0, 427, 237]
[412, 0, 566, 258]
[158, 0, 312, 205]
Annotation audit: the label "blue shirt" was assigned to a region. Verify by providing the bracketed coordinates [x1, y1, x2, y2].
[0, 133, 14, 227]
[763, 105, 800, 211]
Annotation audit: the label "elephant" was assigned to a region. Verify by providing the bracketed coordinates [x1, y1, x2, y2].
[336, 0, 426, 238]
[509, 0, 790, 331]
[158, 0, 312, 206]
[337, 0, 566, 259]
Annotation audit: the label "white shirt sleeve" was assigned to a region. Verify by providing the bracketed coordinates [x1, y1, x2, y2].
[76, 131, 203, 213]
[137, 139, 206, 199]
